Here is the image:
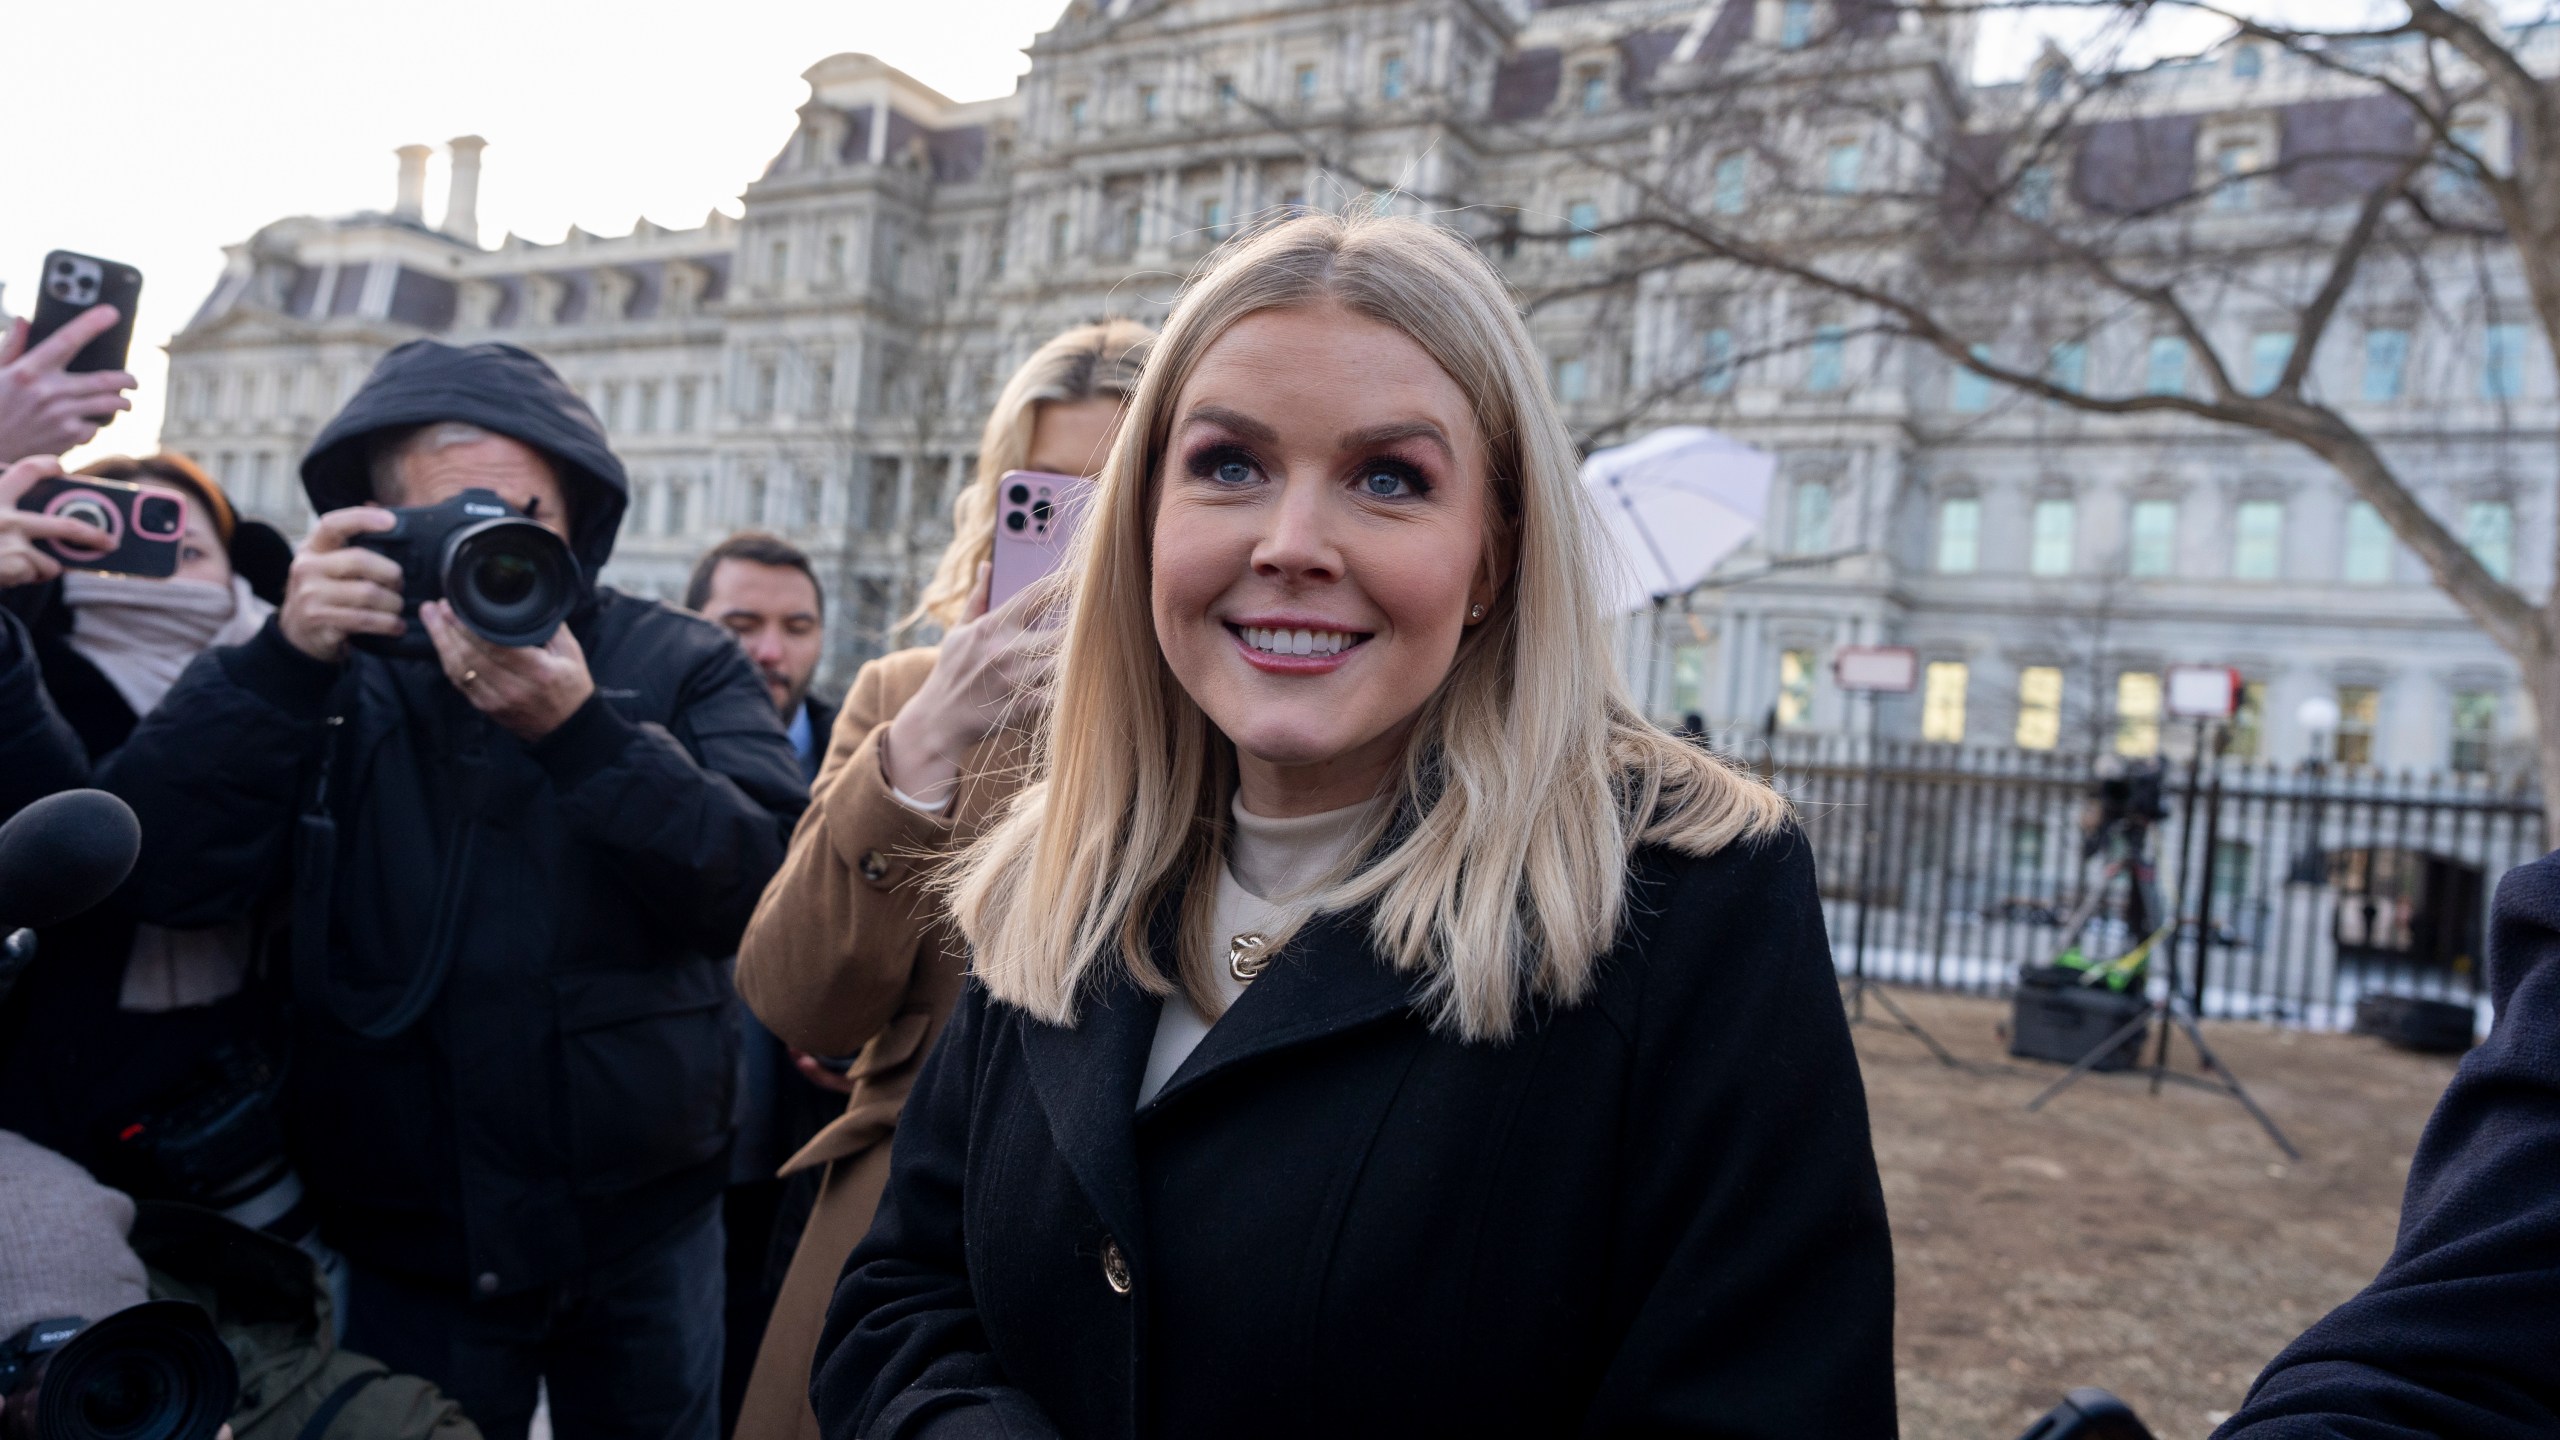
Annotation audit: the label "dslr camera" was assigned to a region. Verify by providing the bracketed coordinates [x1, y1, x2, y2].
[350, 487, 579, 658]
[0, 1304, 237, 1440]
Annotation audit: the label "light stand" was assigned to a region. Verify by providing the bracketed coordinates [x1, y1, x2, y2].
[1838, 680, 1964, 1068]
[2026, 709, 2301, 1159]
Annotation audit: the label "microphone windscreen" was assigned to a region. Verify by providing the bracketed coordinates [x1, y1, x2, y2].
[0, 789, 141, 930]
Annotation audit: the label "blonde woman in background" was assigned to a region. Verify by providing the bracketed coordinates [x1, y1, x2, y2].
[730, 318, 1151, 1440]
[811, 214, 1895, 1439]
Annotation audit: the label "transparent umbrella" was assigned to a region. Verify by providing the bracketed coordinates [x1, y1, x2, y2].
[1580, 425, 1776, 613]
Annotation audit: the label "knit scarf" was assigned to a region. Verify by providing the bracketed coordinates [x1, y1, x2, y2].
[63, 572, 273, 720]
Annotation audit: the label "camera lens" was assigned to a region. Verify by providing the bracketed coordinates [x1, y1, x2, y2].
[1031, 498, 1053, 524]
[1005, 510, 1027, 533]
[1008, 483, 1031, 505]
[441, 518, 578, 648]
[32, 1302, 235, 1440]
[76, 1352, 175, 1431]
[60, 498, 115, 531]
[135, 495, 184, 539]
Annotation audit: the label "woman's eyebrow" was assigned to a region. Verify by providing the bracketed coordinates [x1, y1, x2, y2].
[1178, 404, 1281, 447]
[1339, 419, 1454, 462]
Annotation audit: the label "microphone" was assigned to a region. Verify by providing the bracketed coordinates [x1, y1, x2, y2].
[0, 788, 141, 930]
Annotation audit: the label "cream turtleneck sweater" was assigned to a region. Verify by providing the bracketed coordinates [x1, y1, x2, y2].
[1135, 795, 1379, 1107]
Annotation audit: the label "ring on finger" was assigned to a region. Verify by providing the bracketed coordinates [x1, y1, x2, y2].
[461, 669, 479, 686]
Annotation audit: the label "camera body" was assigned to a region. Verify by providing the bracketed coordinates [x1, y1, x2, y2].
[349, 487, 579, 658]
[12, 475, 185, 579]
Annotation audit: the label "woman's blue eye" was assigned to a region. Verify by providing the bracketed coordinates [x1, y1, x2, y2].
[1362, 467, 1413, 497]
[1214, 458, 1254, 485]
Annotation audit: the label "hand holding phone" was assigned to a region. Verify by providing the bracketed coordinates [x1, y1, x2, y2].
[26, 252, 142, 378]
[11, 471, 185, 580]
[0, 458, 115, 588]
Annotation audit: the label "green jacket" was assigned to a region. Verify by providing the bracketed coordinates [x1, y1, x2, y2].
[133, 1203, 480, 1440]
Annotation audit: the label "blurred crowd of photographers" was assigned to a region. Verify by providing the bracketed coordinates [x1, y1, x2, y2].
[0, 296, 840, 1440]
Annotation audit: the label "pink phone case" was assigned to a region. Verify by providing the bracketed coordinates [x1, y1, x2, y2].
[989, 470, 1093, 609]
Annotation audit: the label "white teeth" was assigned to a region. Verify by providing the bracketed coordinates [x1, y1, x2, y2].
[1239, 625, 1355, 657]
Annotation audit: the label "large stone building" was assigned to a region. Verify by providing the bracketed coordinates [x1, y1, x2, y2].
[160, 0, 2556, 776]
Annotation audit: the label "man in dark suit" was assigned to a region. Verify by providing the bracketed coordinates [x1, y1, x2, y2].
[685, 532, 845, 1436]
[2217, 847, 2560, 1438]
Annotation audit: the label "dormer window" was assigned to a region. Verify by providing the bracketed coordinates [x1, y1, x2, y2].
[1779, 0, 1817, 50]
[2232, 44, 2263, 80]
[1577, 65, 1608, 114]
[2035, 62, 2068, 102]
[2213, 136, 2264, 209]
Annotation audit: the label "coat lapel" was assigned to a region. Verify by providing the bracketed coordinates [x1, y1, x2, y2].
[1141, 908, 1424, 1115]
[1014, 958, 1161, 1255]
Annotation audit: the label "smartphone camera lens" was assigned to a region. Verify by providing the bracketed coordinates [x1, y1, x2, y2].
[1008, 484, 1031, 505]
[59, 497, 115, 533]
[1004, 511, 1027, 533]
[1031, 499, 1053, 524]
[136, 495, 184, 538]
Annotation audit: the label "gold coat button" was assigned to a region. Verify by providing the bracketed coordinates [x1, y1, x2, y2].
[857, 849, 891, 884]
[1100, 1238, 1132, 1295]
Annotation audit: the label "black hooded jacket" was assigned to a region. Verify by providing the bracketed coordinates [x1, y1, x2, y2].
[109, 340, 808, 1296]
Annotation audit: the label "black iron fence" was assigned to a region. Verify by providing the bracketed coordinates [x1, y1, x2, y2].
[1729, 734, 2547, 1031]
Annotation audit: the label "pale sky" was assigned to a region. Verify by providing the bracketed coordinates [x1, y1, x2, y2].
[0, 0, 2427, 466]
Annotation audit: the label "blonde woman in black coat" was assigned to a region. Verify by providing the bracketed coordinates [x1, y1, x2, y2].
[812, 213, 1896, 1438]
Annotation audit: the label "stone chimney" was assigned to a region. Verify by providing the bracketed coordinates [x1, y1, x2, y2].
[393, 144, 432, 222]
[443, 135, 487, 244]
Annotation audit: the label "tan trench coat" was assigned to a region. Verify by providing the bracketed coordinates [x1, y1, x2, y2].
[730, 646, 1029, 1440]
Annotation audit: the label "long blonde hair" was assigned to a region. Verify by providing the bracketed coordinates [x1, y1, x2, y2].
[946, 214, 1789, 1041]
[904, 318, 1154, 633]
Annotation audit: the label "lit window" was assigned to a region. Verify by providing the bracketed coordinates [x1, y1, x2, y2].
[1807, 325, 1847, 393]
[1777, 648, 1816, 728]
[2115, 672, 2163, 758]
[1566, 200, 1600, 259]
[1780, 0, 1817, 49]
[2145, 337, 2189, 395]
[1951, 345, 1994, 412]
[2229, 680, 2266, 759]
[1793, 481, 1832, 554]
[2015, 666, 2063, 750]
[2215, 140, 2263, 210]
[1552, 356, 1589, 403]
[2451, 690, 2498, 773]
[2247, 331, 2293, 395]
[2232, 499, 2284, 580]
[1711, 152, 1749, 215]
[2047, 340, 2087, 392]
[1295, 64, 1320, 104]
[1579, 67, 1608, 114]
[2466, 500, 2515, 581]
[2484, 322, 2529, 400]
[2362, 327, 2408, 402]
[1380, 55, 1406, 102]
[1922, 662, 1969, 743]
[2232, 44, 2263, 79]
[2128, 498, 2177, 577]
[2014, 164, 2055, 221]
[1670, 646, 1709, 716]
[2030, 497, 2075, 576]
[1701, 327, 1736, 395]
[1936, 496, 1981, 574]
[2335, 684, 2379, 767]
[2342, 501, 2392, 583]
[1825, 141, 1864, 194]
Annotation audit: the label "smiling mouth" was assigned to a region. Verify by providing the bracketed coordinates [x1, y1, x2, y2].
[1227, 623, 1371, 659]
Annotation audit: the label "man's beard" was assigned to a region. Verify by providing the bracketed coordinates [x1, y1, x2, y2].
[765, 669, 810, 718]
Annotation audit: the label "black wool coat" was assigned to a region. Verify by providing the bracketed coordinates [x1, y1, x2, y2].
[2217, 848, 2560, 1438]
[812, 830, 1897, 1439]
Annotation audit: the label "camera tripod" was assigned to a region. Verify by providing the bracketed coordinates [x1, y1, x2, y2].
[2024, 829, 2300, 1160]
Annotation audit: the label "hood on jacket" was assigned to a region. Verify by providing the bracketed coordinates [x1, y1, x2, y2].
[301, 340, 628, 577]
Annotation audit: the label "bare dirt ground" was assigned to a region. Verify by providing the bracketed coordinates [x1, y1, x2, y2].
[1856, 986, 2463, 1440]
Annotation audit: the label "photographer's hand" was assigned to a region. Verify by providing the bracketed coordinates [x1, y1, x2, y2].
[280, 507, 405, 662]
[0, 455, 114, 588]
[424, 599, 595, 742]
[0, 307, 137, 463]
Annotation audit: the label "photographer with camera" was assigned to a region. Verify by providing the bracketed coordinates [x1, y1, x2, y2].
[108, 340, 807, 1440]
